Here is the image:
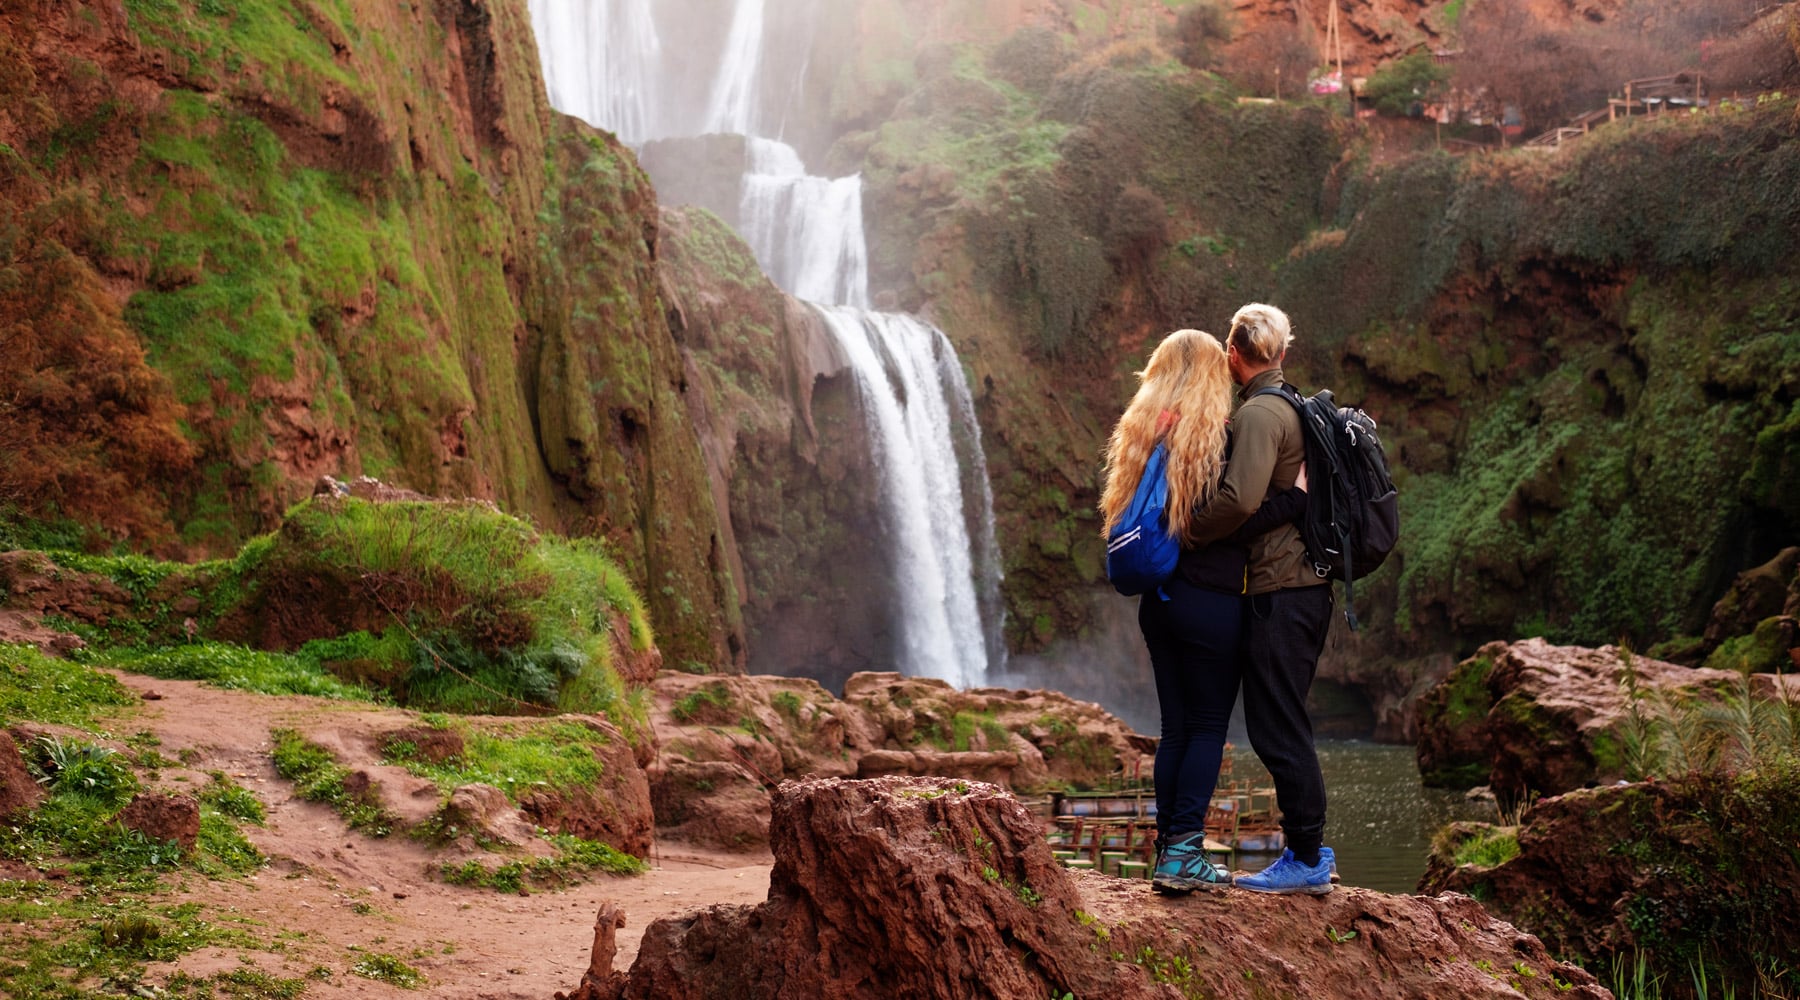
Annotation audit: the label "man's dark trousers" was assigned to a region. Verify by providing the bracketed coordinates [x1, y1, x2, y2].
[1243, 584, 1332, 865]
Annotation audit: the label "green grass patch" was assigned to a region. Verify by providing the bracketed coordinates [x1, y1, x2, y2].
[163, 967, 313, 998]
[1452, 827, 1521, 868]
[923, 710, 1015, 752]
[39, 550, 177, 600]
[438, 832, 645, 893]
[381, 720, 607, 801]
[670, 682, 734, 724]
[98, 642, 381, 701]
[0, 742, 270, 995]
[0, 897, 232, 998]
[0, 643, 140, 728]
[269, 729, 396, 836]
[770, 690, 804, 719]
[349, 952, 422, 989]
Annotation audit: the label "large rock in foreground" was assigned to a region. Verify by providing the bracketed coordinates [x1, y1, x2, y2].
[567, 776, 1603, 1000]
[1414, 638, 1799, 796]
[1421, 771, 1800, 992]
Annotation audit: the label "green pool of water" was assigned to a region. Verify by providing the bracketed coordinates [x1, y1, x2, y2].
[1224, 739, 1493, 895]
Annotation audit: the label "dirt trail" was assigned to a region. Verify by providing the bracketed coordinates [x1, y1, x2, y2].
[105, 673, 771, 999]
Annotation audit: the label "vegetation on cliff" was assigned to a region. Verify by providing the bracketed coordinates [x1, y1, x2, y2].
[816, 9, 1800, 718]
[1282, 105, 1800, 668]
[0, 0, 742, 672]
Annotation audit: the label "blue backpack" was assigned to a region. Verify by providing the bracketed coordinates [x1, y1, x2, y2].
[1106, 441, 1181, 597]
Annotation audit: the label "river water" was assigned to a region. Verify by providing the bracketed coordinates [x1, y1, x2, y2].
[1225, 739, 1492, 894]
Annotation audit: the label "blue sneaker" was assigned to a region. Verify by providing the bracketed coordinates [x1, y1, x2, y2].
[1152, 832, 1230, 894]
[1235, 848, 1334, 895]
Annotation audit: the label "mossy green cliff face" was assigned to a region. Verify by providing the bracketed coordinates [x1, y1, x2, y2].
[1274, 109, 1800, 692]
[0, 0, 739, 670]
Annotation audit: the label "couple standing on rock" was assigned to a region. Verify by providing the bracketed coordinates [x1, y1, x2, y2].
[1099, 303, 1336, 895]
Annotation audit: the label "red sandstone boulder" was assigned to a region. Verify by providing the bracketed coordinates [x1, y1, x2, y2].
[1414, 638, 1799, 798]
[647, 671, 1150, 853]
[115, 791, 200, 852]
[514, 716, 654, 859]
[562, 776, 1603, 1000]
[0, 732, 45, 821]
[441, 783, 544, 848]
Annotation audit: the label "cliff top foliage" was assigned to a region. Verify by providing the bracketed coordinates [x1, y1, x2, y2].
[1268, 101, 1800, 655]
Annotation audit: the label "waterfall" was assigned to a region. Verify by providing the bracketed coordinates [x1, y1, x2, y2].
[527, 0, 1005, 686]
[813, 308, 997, 688]
[740, 138, 870, 310]
[528, 0, 663, 144]
[702, 0, 767, 137]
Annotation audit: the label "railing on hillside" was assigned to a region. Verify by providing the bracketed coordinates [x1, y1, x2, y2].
[1526, 71, 1709, 150]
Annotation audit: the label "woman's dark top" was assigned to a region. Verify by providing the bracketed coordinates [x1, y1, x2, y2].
[1176, 485, 1306, 595]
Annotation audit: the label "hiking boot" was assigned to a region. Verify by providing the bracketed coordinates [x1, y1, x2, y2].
[1151, 832, 1230, 894]
[1235, 848, 1334, 895]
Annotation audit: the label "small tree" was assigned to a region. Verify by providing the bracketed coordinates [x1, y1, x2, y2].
[1362, 51, 1450, 117]
[1170, 1, 1234, 71]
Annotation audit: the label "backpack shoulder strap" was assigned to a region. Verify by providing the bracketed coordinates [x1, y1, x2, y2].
[1249, 383, 1304, 409]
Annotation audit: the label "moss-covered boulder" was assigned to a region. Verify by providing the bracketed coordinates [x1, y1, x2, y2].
[1415, 638, 1800, 799]
[205, 494, 657, 715]
[1419, 771, 1800, 995]
[2, 492, 660, 720]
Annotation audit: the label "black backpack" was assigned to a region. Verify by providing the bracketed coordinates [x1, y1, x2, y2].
[1253, 384, 1399, 630]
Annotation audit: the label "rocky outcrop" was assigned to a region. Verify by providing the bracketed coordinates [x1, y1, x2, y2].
[647, 670, 1149, 852]
[300, 712, 656, 862]
[562, 775, 1604, 1000]
[115, 791, 201, 852]
[0, 731, 46, 822]
[657, 206, 894, 686]
[1421, 773, 1800, 991]
[1676, 546, 1800, 673]
[1414, 638, 1800, 796]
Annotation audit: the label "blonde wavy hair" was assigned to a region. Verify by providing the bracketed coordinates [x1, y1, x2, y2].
[1099, 329, 1233, 542]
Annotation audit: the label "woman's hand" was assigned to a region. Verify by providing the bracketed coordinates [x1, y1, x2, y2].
[1295, 463, 1309, 493]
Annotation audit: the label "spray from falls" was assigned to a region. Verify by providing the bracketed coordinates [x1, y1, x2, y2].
[528, 0, 1005, 687]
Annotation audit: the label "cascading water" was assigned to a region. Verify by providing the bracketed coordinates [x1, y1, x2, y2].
[528, 0, 1005, 687]
[528, 0, 664, 145]
[739, 138, 870, 310]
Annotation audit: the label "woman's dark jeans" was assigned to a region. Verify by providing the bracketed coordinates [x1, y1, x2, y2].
[1138, 577, 1243, 842]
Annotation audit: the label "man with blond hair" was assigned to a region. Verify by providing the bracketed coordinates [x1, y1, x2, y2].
[1186, 302, 1335, 894]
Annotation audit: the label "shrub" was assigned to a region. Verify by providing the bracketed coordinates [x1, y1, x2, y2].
[1362, 51, 1449, 118]
[1170, 2, 1233, 71]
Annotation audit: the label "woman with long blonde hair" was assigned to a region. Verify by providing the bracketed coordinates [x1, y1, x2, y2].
[1099, 329, 1305, 893]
